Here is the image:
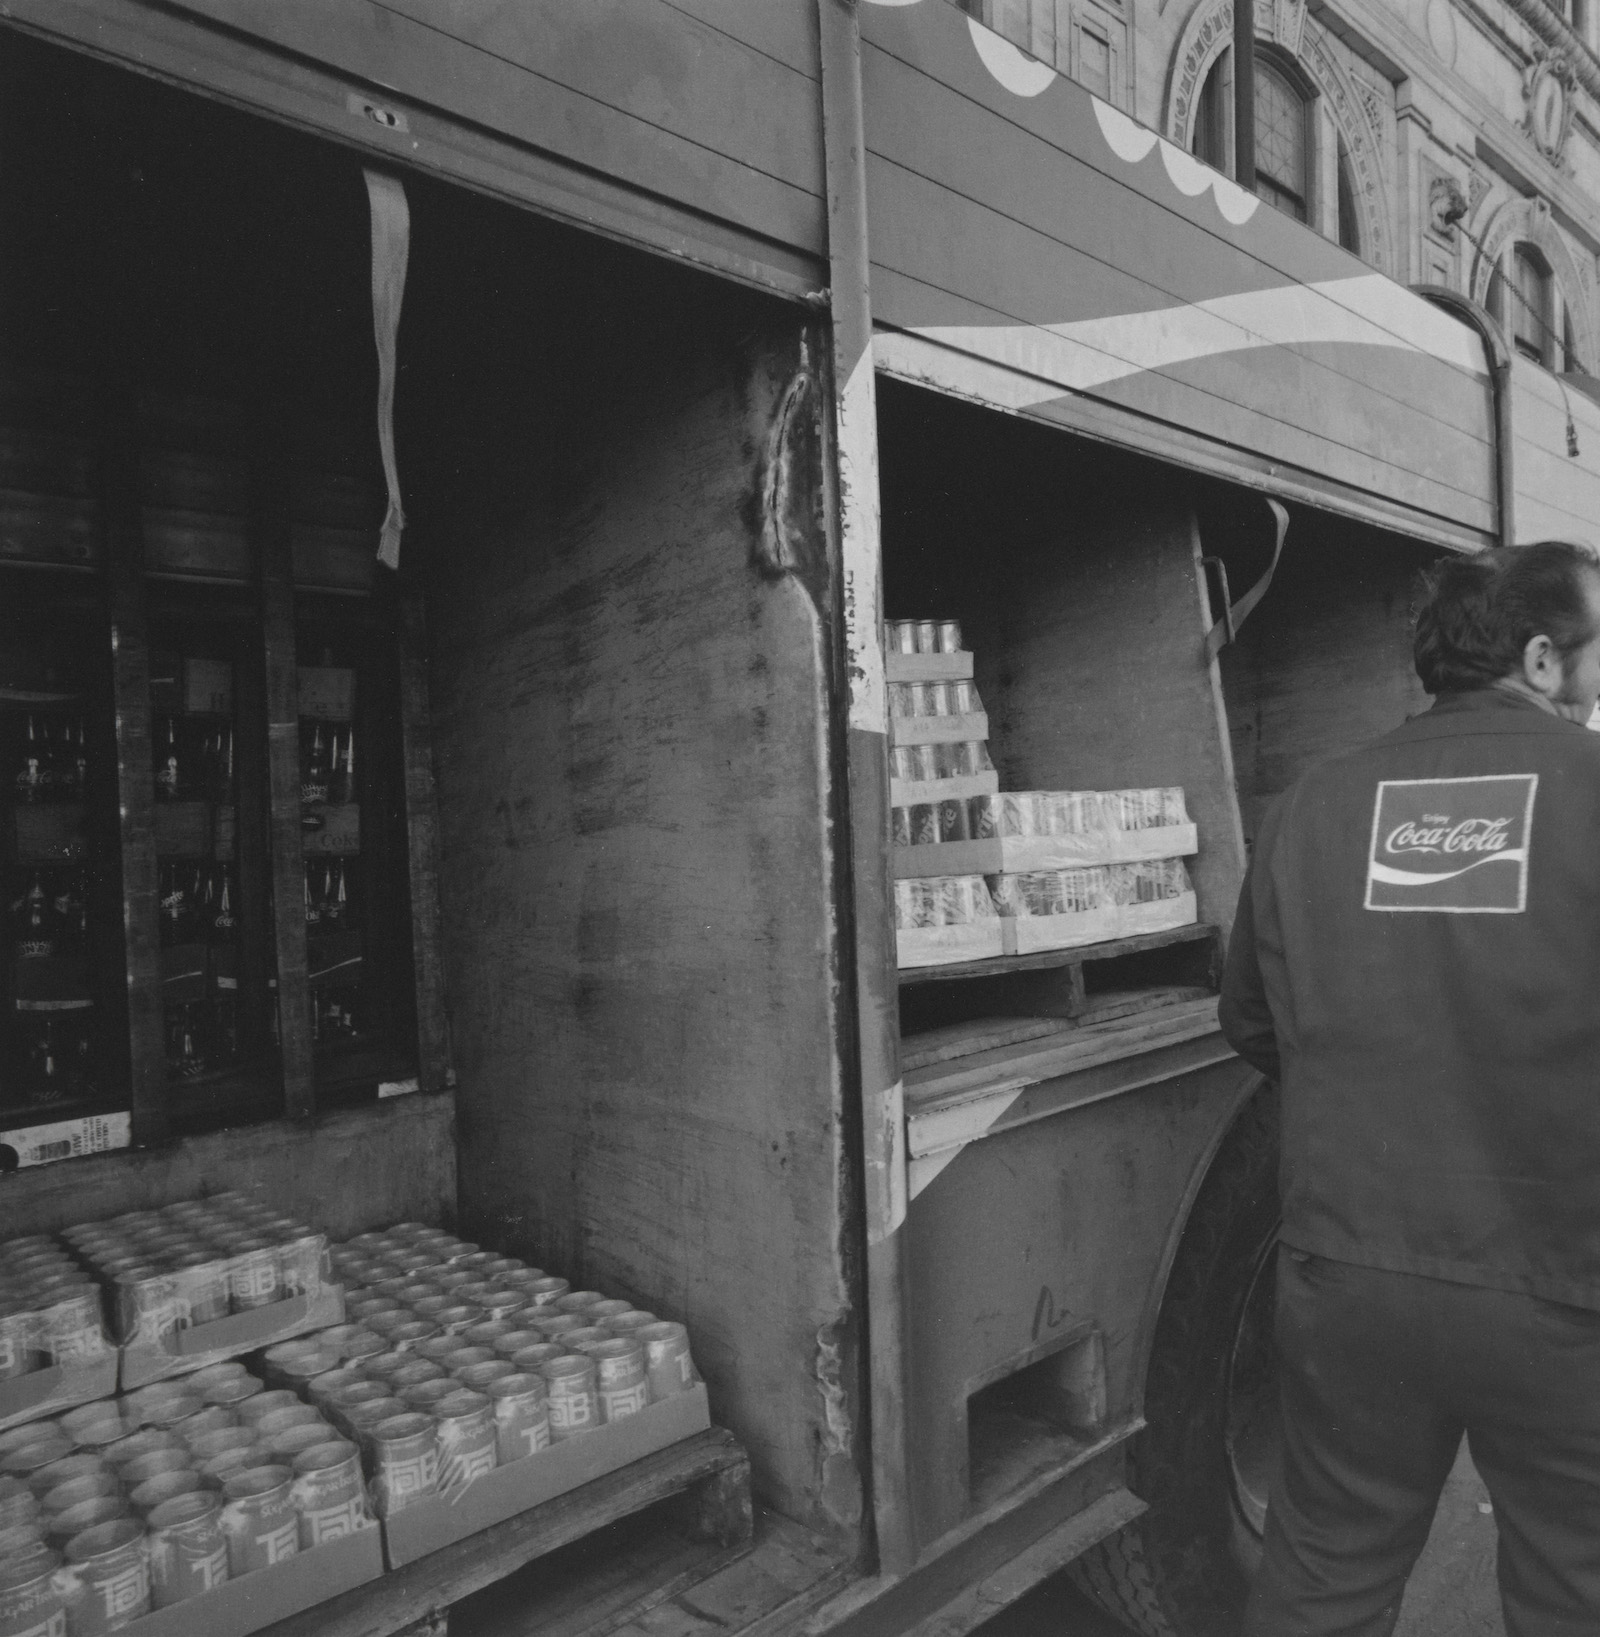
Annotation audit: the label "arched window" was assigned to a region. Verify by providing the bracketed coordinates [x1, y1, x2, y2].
[1511, 244, 1554, 366]
[1336, 138, 1361, 256]
[1192, 53, 1228, 171]
[1254, 58, 1310, 223]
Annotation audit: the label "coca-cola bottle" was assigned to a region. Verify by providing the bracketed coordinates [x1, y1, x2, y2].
[301, 723, 330, 807]
[159, 863, 196, 947]
[17, 874, 55, 961]
[332, 726, 356, 805]
[51, 871, 85, 964]
[13, 715, 44, 804]
[154, 717, 182, 802]
[52, 717, 84, 803]
[211, 866, 237, 942]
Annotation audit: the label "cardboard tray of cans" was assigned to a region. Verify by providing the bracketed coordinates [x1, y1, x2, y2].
[989, 863, 1197, 955]
[319, 1221, 709, 1569]
[380, 1384, 709, 1567]
[128, 1524, 383, 1637]
[885, 650, 972, 683]
[895, 863, 1197, 968]
[48, 1197, 344, 1391]
[0, 1371, 383, 1637]
[893, 790, 1197, 881]
[0, 1356, 120, 1436]
[0, 1235, 120, 1434]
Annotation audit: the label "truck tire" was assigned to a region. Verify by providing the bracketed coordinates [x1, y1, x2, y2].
[1069, 1082, 1280, 1637]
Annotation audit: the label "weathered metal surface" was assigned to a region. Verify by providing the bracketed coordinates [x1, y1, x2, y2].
[423, 237, 858, 1536]
[0, 1092, 456, 1237]
[859, 0, 1497, 550]
[904, 1052, 1256, 1547]
[7, 0, 828, 298]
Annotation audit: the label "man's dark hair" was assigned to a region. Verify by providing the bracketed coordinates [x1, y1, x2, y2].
[1413, 541, 1600, 694]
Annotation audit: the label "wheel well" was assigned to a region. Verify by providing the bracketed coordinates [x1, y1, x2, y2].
[1125, 1071, 1277, 1425]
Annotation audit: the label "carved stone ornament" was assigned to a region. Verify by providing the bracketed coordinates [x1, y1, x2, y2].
[1427, 173, 1469, 241]
[1164, 0, 1393, 271]
[1523, 47, 1577, 165]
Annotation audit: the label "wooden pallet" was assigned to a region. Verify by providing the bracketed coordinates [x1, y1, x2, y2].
[258, 1428, 752, 1637]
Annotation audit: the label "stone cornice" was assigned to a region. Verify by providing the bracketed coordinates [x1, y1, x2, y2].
[1502, 0, 1600, 104]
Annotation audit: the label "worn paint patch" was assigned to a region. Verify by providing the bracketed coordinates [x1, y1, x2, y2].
[815, 1317, 864, 1530]
[754, 369, 813, 579]
[864, 1077, 907, 1244]
[839, 350, 886, 735]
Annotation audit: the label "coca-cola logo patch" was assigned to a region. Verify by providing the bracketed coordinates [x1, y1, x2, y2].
[1365, 774, 1537, 913]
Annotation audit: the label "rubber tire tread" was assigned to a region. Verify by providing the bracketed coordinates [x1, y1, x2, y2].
[1067, 1081, 1280, 1637]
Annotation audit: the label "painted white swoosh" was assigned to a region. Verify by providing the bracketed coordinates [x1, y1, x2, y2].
[1091, 98, 1158, 164]
[967, 18, 1057, 96]
[1368, 851, 1525, 886]
[1091, 98, 1259, 226]
[902, 272, 1488, 399]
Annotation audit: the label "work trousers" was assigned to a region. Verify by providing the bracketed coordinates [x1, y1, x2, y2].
[1244, 1251, 1600, 1637]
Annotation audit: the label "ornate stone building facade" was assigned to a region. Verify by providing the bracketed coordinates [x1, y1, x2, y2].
[979, 0, 1600, 373]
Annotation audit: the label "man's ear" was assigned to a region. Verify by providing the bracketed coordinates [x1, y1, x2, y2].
[1522, 633, 1562, 697]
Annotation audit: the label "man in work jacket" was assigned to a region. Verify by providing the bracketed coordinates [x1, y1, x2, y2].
[1220, 540, 1600, 1637]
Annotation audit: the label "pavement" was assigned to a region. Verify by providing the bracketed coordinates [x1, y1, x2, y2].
[977, 1440, 1501, 1637]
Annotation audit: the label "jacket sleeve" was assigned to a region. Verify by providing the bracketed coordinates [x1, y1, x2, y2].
[1219, 848, 1282, 1082]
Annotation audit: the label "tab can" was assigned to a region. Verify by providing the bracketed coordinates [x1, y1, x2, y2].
[636, 1322, 697, 1401]
[46, 1496, 129, 1546]
[520, 1277, 569, 1309]
[146, 1490, 228, 1608]
[433, 1390, 497, 1489]
[225, 1241, 281, 1312]
[263, 1425, 335, 1464]
[602, 1310, 658, 1336]
[491, 1330, 545, 1360]
[488, 1373, 549, 1464]
[340, 1397, 407, 1446]
[129, 1471, 205, 1518]
[398, 1379, 457, 1414]
[590, 1339, 650, 1423]
[219, 1465, 298, 1573]
[368, 1415, 439, 1518]
[0, 1549, 66, 1637]
[289, 1440, 368, 1548]
[171, 1256, 229, 1327]
[61, 1516, 149, 1633]
[541, 1355, 600, 1441]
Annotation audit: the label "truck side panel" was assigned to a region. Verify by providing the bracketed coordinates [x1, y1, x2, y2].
[859, 0, 1496, 550]
[416, 212, 859, 1536]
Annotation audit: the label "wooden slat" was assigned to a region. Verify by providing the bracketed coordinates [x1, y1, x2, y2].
[902, 1487, 1145, 1637]
[398, 595, 450, 1094]
[154, 0, 826, 261]
[876, 327, 1493, 554]
[654, 0, 820, 74]
[233, 622, 273, 1060]
[258, 1429, 749, 1637]
[256, 486, 315, 1121]
[371, 0, 822, 192]
[864, 171, 1493, 519]
[2, 0, 819, 302]
[899, 922, 1217, 986]
[100, 397, 168, 1148]
[857, 7, 1497, 535]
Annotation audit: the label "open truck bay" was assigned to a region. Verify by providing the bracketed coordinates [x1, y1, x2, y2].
[2, 3, 1597, 1636]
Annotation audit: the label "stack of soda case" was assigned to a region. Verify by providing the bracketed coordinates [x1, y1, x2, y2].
[0, 1362, 382, 1637]
[885, 621, 1004, 966]
[0, 1239, 118, 1432]
[886, 620, 1197, 966]
[54, 1195, 344, 1390]
[318, 1221, 709, 1566]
